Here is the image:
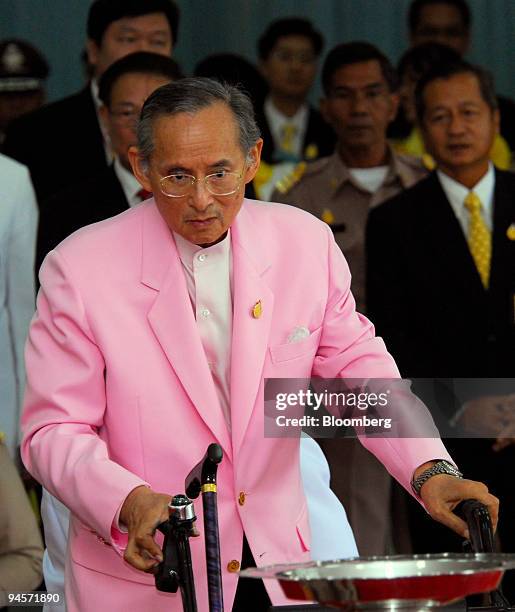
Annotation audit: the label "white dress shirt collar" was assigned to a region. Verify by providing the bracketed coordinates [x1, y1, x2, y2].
[437, 163, 495, 232]
[173, 230, 231, 269]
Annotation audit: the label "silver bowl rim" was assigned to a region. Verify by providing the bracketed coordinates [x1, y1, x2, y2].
[240, 553, 515, 582]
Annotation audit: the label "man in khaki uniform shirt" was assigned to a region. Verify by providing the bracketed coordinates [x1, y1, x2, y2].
[273, 42, 427, 556]
[0, 433, 43, 607]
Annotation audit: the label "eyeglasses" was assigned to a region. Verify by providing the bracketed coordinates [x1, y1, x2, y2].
[159, 168, 245, 198]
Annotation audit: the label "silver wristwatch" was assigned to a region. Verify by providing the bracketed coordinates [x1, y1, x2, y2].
[411, 460, 463, 496]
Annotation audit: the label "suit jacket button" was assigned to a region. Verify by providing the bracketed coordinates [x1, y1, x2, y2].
[227, 560, 240, 572]
[238, 492, 246, 506]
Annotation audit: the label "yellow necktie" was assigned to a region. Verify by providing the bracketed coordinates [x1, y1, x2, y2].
[464, 191, 491, 288]
[280, 123, 297, 153]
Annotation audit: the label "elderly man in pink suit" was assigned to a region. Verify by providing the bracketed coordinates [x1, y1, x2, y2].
[21, 78, 497, 611]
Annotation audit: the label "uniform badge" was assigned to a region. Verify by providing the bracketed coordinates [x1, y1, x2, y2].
[321, 208, 335, 224]
[304, 143, 318, 160]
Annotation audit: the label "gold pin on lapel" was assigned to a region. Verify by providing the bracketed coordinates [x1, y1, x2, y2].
[507, 223, 515, 240]
[252, 300, 262, 319]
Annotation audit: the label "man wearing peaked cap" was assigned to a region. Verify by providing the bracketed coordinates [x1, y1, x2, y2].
[0, 39, 49, 147]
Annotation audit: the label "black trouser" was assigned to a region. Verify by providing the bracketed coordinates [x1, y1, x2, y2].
[232, 535, 272, 611]
[232, 536, 334, 611]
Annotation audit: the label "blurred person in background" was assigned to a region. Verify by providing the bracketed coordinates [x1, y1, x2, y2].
[0, 432, 43, 609]
[256, 17, 335, 166]
[404, 0, 515, 154]
[392, 42, 511, 170]
[0, 39, 48, 149]
[408, 0, 470, 54]
[0, 153, 38, 461]
[36, 51, 183, 272]
[367, 59, 515, 596]
[4, 0, 179, 202]
[273, 42, 427, 556]
[0, 153, 40, 608]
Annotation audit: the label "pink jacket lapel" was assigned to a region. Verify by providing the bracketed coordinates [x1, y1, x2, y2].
[230, 203, 274, 456]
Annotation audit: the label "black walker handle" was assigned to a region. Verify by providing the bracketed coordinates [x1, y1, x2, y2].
[456, 499, 496, 554]
[455, 499, 512, 610]
[155, 494, 198, 612]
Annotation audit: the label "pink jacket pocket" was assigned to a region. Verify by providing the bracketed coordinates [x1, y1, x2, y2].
[270, 326, 322, 363]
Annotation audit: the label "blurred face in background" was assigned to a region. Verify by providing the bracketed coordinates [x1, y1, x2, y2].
[100, 71, 172, 170]
[420, 72, 499, 185]
[410, 3, 469, 55]
[260, 35, 317, 102]
[87, 12, 173, 79]
[321, 60, 398, 156]
[0, 89, 45, 134]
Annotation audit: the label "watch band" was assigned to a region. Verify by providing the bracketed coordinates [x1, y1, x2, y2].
[411, 460, 463, 496]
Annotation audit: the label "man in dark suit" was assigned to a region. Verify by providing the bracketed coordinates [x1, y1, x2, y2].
[367, 59, 515, 594]
[256, 17, 335, 165]
[403, 0, 515, 152]
[36, 52, 182, 272]
[4, 0, 179, 202]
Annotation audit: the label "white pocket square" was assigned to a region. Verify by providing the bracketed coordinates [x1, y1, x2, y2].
[287, 326, 310, 343]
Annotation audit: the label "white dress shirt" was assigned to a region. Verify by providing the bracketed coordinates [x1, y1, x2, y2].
[437, 163, 495, 234]
[174, 231, 233, 428]
[264, 96, 308, 160]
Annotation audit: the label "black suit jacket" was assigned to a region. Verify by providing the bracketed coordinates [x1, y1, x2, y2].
[4, 87, 107, 202]
[255, 104, 335, 164]
[36, 165, 129, 273]
[366, 170, 515, 379]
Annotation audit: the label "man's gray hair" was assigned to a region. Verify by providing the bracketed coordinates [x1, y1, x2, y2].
[137, 77, 261, 168]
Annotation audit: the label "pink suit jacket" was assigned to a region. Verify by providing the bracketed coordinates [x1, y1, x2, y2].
[22, 199, 451, 611]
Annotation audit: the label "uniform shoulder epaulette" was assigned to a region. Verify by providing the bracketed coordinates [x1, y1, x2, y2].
[275, 161, 308, 194]
[395, 151, 434, 176]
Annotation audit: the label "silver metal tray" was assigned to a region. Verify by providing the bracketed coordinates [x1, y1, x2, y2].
[241, 554, 515, 608]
